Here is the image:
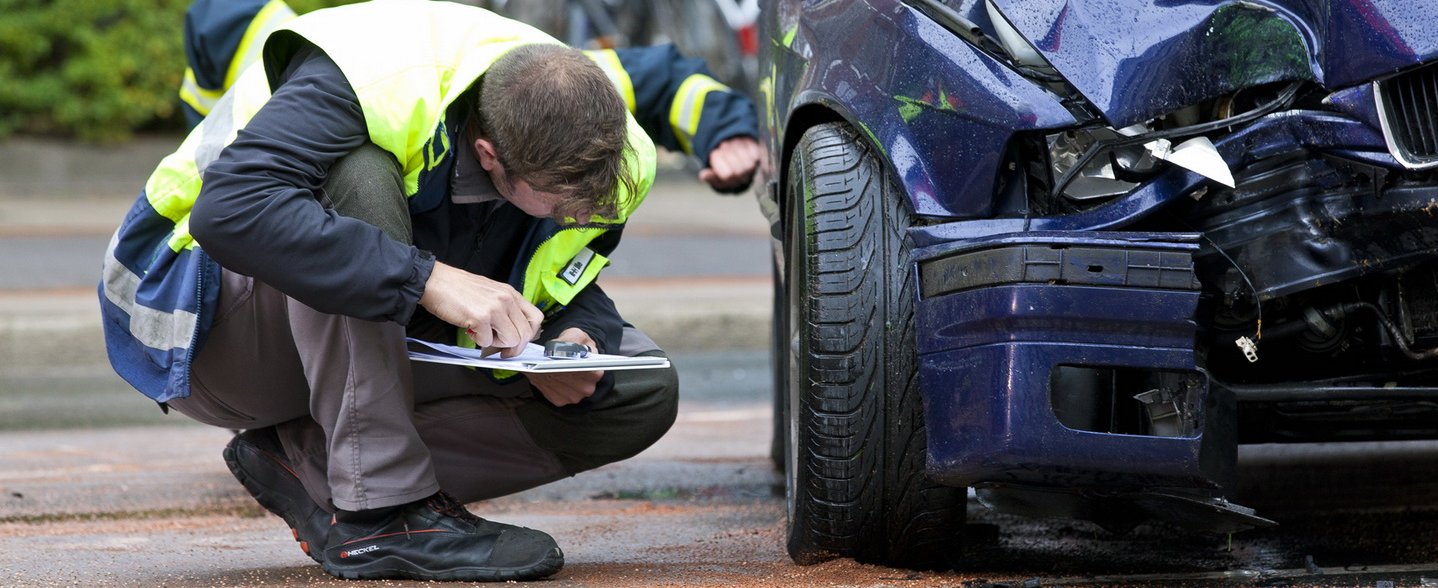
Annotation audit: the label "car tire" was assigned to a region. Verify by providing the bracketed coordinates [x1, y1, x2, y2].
[782, 122, 967, 569]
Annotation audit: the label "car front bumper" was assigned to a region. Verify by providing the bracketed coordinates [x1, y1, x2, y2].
[913, 231, 1235, 492]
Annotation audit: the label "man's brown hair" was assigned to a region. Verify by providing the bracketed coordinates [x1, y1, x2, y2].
[469, 43, 634, 221]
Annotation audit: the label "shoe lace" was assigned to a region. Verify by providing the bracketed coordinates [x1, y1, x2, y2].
[426, 491, 482, 524]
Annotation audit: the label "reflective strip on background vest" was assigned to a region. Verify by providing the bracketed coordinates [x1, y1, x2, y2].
[179, 70, 225, 115]
[584, 49, 637, 114]
[227, 0, 297, 90]
[179, 0, 296, 116]
[669, 73, 728, 155]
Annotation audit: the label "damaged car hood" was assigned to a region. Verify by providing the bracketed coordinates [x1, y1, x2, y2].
[989, 0, 1438, 127]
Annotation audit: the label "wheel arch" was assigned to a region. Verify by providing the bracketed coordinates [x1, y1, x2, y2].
[764, 0, 1078, 224]
[774, 104, 887, 246]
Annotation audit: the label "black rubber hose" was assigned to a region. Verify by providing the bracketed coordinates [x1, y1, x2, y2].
[1336, 301, 1438, 361]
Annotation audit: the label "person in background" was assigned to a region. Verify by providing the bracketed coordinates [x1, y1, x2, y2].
[178, 0, 763, 187]
[179, 0, 296, 129]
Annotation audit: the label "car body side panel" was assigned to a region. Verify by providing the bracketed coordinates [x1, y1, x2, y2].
[765, 0, 1074, 218]
[990, 0, 1438, 127]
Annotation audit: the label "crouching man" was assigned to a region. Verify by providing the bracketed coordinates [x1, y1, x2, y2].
[94, 0, 762, 581]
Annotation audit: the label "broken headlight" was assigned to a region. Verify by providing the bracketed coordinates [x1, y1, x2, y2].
[1047, 127, 1146, 201]
[1041, 83, 1302, 207]
[1050, 122, 1239, 205]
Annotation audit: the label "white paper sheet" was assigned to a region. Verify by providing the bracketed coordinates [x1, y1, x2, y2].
[406, 338, 670, 373]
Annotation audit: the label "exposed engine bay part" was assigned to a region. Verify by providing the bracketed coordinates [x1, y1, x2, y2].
[1138, 135, 1235, 188]
[1191, 157, 1438, 383]
[1202, 262, 1438, 444]
[1235, 336, 1258, 363]
[1308, 302, 1438, 362]
[1047, 127, 1236, 202]
[1224, 299, 1438, 370]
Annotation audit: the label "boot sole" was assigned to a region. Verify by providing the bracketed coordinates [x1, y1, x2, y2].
[223, 437, 328, 564]
[322, 546, 564, 582]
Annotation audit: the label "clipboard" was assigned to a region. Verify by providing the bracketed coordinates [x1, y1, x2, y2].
[406, 338, 670, 373]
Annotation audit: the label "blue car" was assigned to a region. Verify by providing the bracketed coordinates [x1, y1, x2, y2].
[758, 0, 1438, 569]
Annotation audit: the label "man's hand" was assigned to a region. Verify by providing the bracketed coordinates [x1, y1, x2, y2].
[698, 136, 764, 192]
[528, 327, 602, 406]
[419, 262, 543, 358]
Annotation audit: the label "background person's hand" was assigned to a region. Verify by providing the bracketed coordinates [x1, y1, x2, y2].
[528, 327, 602, 406]
[698, 136, 764, 193]
[419, 262, 543, 357]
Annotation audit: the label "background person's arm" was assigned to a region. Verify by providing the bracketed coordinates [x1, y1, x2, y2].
[598, 44, 762, 192]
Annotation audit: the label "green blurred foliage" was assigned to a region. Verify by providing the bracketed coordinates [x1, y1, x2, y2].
[0, 0, 360, 143]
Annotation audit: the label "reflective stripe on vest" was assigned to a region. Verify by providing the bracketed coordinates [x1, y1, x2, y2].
[100, 229, 200, 354]
[179, 0, 296, 116]
[179, 70, 225, 116]
[669, 73, 729, 155]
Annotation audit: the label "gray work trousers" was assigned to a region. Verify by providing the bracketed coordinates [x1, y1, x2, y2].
[169, 144, 679, 512]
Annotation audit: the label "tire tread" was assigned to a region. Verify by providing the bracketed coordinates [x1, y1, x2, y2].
[785, 123, 966, 569]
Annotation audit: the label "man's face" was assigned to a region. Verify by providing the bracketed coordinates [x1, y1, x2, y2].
[489, 162, 572, 222]
[474, 138, 578, 223]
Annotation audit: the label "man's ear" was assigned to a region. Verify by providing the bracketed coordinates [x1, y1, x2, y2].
[473, 138, 499, 171]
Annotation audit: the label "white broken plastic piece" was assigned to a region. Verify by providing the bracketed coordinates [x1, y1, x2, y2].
[1146, 136, 1236, 188]
[1235, 336, 1259, 363]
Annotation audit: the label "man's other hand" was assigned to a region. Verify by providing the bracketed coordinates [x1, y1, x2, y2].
[419, 262, 543, 357]
[698, 136, 764, 193]
[528, 327, 601, 406]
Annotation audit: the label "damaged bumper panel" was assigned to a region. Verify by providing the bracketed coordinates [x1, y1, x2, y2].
[913, 232, 1235, 492]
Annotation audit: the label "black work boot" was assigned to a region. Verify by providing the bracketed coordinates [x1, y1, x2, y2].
[223, 427, 332, 562]
[321, 492, 563, 582]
